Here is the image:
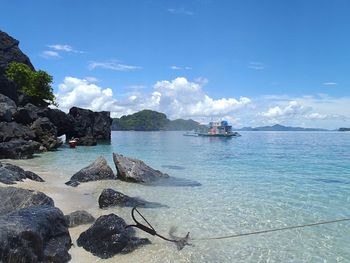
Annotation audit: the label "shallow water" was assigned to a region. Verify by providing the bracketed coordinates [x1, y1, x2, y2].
[3, 131, 350, 262]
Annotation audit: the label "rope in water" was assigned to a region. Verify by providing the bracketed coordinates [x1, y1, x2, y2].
[191, 218, 350, 241]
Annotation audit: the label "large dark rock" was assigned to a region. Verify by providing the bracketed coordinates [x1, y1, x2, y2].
[98, 188, 164, 208]
[0, 30, 34, 102]
[0, 187, 53, 216]
[64, 210, 95, 228]
[13, 103, 40, 125]
[0, 139, 41, 159]
[77, 213, 150, 259]
[113, 153, 169, 183]
[0, 121, 35, 142]
[30, 117, 62, 151]
[65, 156, 116, 187]
[77, 135, 97, 146]
[0, 205, 71, 263]
[66, 107, 112, 144]
[0, 162, 44, 185]
[42, 108, 74, 137]
[0, 94, 17, 122]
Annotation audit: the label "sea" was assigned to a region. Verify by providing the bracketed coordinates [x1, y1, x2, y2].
[6, 131, 350, 263]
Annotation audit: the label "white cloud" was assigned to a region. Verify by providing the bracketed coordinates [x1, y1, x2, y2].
[40, 50, 61, 59]
[170, 65, 192, 70]
[88, 61, 141, 71]
[47, 44, 84, 53]
[85, 76, 99, 83]
[167, 8, 194, 15]
[322, 82, 337, 86]
[55, 76, 251, 121]
[260, 101, 307, 119]
[248, 62, 265, 70]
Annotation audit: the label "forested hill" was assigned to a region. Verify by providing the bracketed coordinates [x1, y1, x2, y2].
[111, 110, 202, 131]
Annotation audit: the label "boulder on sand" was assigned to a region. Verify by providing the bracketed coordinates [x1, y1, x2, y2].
[0, 187, 53, 216]
[64, 210, 95, 228]
[77, 213, 150, 259]
[65, 156, 116, 187]
[98, 188, 165, 208]
[0, 205, 72, 263]
[0, 162, 44, 185]
[113, 153, 169, 183]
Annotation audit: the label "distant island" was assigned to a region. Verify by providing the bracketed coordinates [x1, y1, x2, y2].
[235, 124, 329, 132]
[111, 110, 203, 131]
[338, 128, 350, 132]
[111, 111, 333, 132]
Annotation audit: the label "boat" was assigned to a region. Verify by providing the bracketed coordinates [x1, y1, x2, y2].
[68, 138, 78, 148]
[183, 120, 240, 137]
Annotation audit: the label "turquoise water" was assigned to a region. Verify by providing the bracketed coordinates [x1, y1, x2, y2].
[9, 131, 350, 262]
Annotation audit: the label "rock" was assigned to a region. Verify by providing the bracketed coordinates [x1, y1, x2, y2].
[64, 210, 95, 227]
[0, 30, 35, 102]
[31, 117, 62, 150]
[0, 162, 44, 184]
[77, 135, 97, 146]
[42, 108, 74, 137]
[66, 107, 112, 144]
[0, 187, 53, 216]
[98, 188, 164, 208]
[0, 139, 41, 159]
[13, 103, 40, 124]
[77, 214, 150, 258]
[65, 156, 116, 187]
[113, 153, 169, 183]
[0, 121, 35, 142]
[0, 94, 17, 122]
[0, 205, 71, 262]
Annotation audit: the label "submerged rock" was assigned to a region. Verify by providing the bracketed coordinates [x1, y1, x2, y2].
[64, 210, 95, 227]
[113, 153, 169, 183]
[65, 156, 116, 187]
[0, 205, 71, 263]
[98, 188, 165, 208]
[0, 139, 41, 159]
[77, 213, 150, 259]
[0, 187, 53, 216]
[0, 162, 44, 184]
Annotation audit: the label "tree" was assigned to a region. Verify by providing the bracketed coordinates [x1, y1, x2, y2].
[6, 62, 57, 106]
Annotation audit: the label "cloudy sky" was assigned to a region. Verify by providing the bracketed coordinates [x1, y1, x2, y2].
[1, 0, 349, 128]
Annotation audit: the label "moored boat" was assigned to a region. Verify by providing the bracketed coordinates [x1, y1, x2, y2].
[183, 120, 240, 137]
[68, 138, 78, 148]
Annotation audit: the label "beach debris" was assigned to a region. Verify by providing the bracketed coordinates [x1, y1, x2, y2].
[64, 210, 95, 228]
[77, 213, 150, 259]
[98, 188, 165, 209]
[65, 156, 116, 187]
[0, 162, 44, 185]
[113, 153, 169, 183]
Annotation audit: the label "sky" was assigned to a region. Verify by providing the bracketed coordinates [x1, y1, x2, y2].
[1, 0, 350, 128]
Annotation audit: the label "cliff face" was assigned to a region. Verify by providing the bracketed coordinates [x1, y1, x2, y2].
[0, 31, 112, 158]
[0, 31, 34, 102]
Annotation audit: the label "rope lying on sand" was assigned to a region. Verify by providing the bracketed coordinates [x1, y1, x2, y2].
[191, 218, 350, 241]
[127, 207, 350, 249]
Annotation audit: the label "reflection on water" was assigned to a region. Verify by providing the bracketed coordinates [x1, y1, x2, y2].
[3, 131, 350, 262]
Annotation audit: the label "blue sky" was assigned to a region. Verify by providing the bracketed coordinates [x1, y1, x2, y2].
[1, 0, 350, 128]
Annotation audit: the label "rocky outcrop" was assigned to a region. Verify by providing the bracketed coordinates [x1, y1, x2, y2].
[0, 205, 71, 263]
[65, 156, 116, 187]
[0, 162, 44, 184]
[0, 187, 53, 216]
[13, 103, 39, 124]
[113, 153, 169, 183]
[0, 121, 35, 142]
[42, 108, 74, 137]
[64, 210, 95, 228]
[98, 188, 164, 208]
[77, 214, 150, 258]
[0, 139, 41, 159]
[31, 117, 62, 151]
[67, 107, 112, 145]
[0, 94, 17, 122]
[0, 30, 34, 102]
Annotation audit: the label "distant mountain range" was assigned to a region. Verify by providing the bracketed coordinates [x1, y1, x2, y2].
[235, 124, 329, 132]
[111, 110, 340, 132]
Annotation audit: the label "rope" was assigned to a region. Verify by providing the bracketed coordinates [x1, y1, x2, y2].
[191, 218, 350, 241]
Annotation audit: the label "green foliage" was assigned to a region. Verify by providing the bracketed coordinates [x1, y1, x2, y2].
[5, 62, 57, 106]
[111, 110, 202, 131]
